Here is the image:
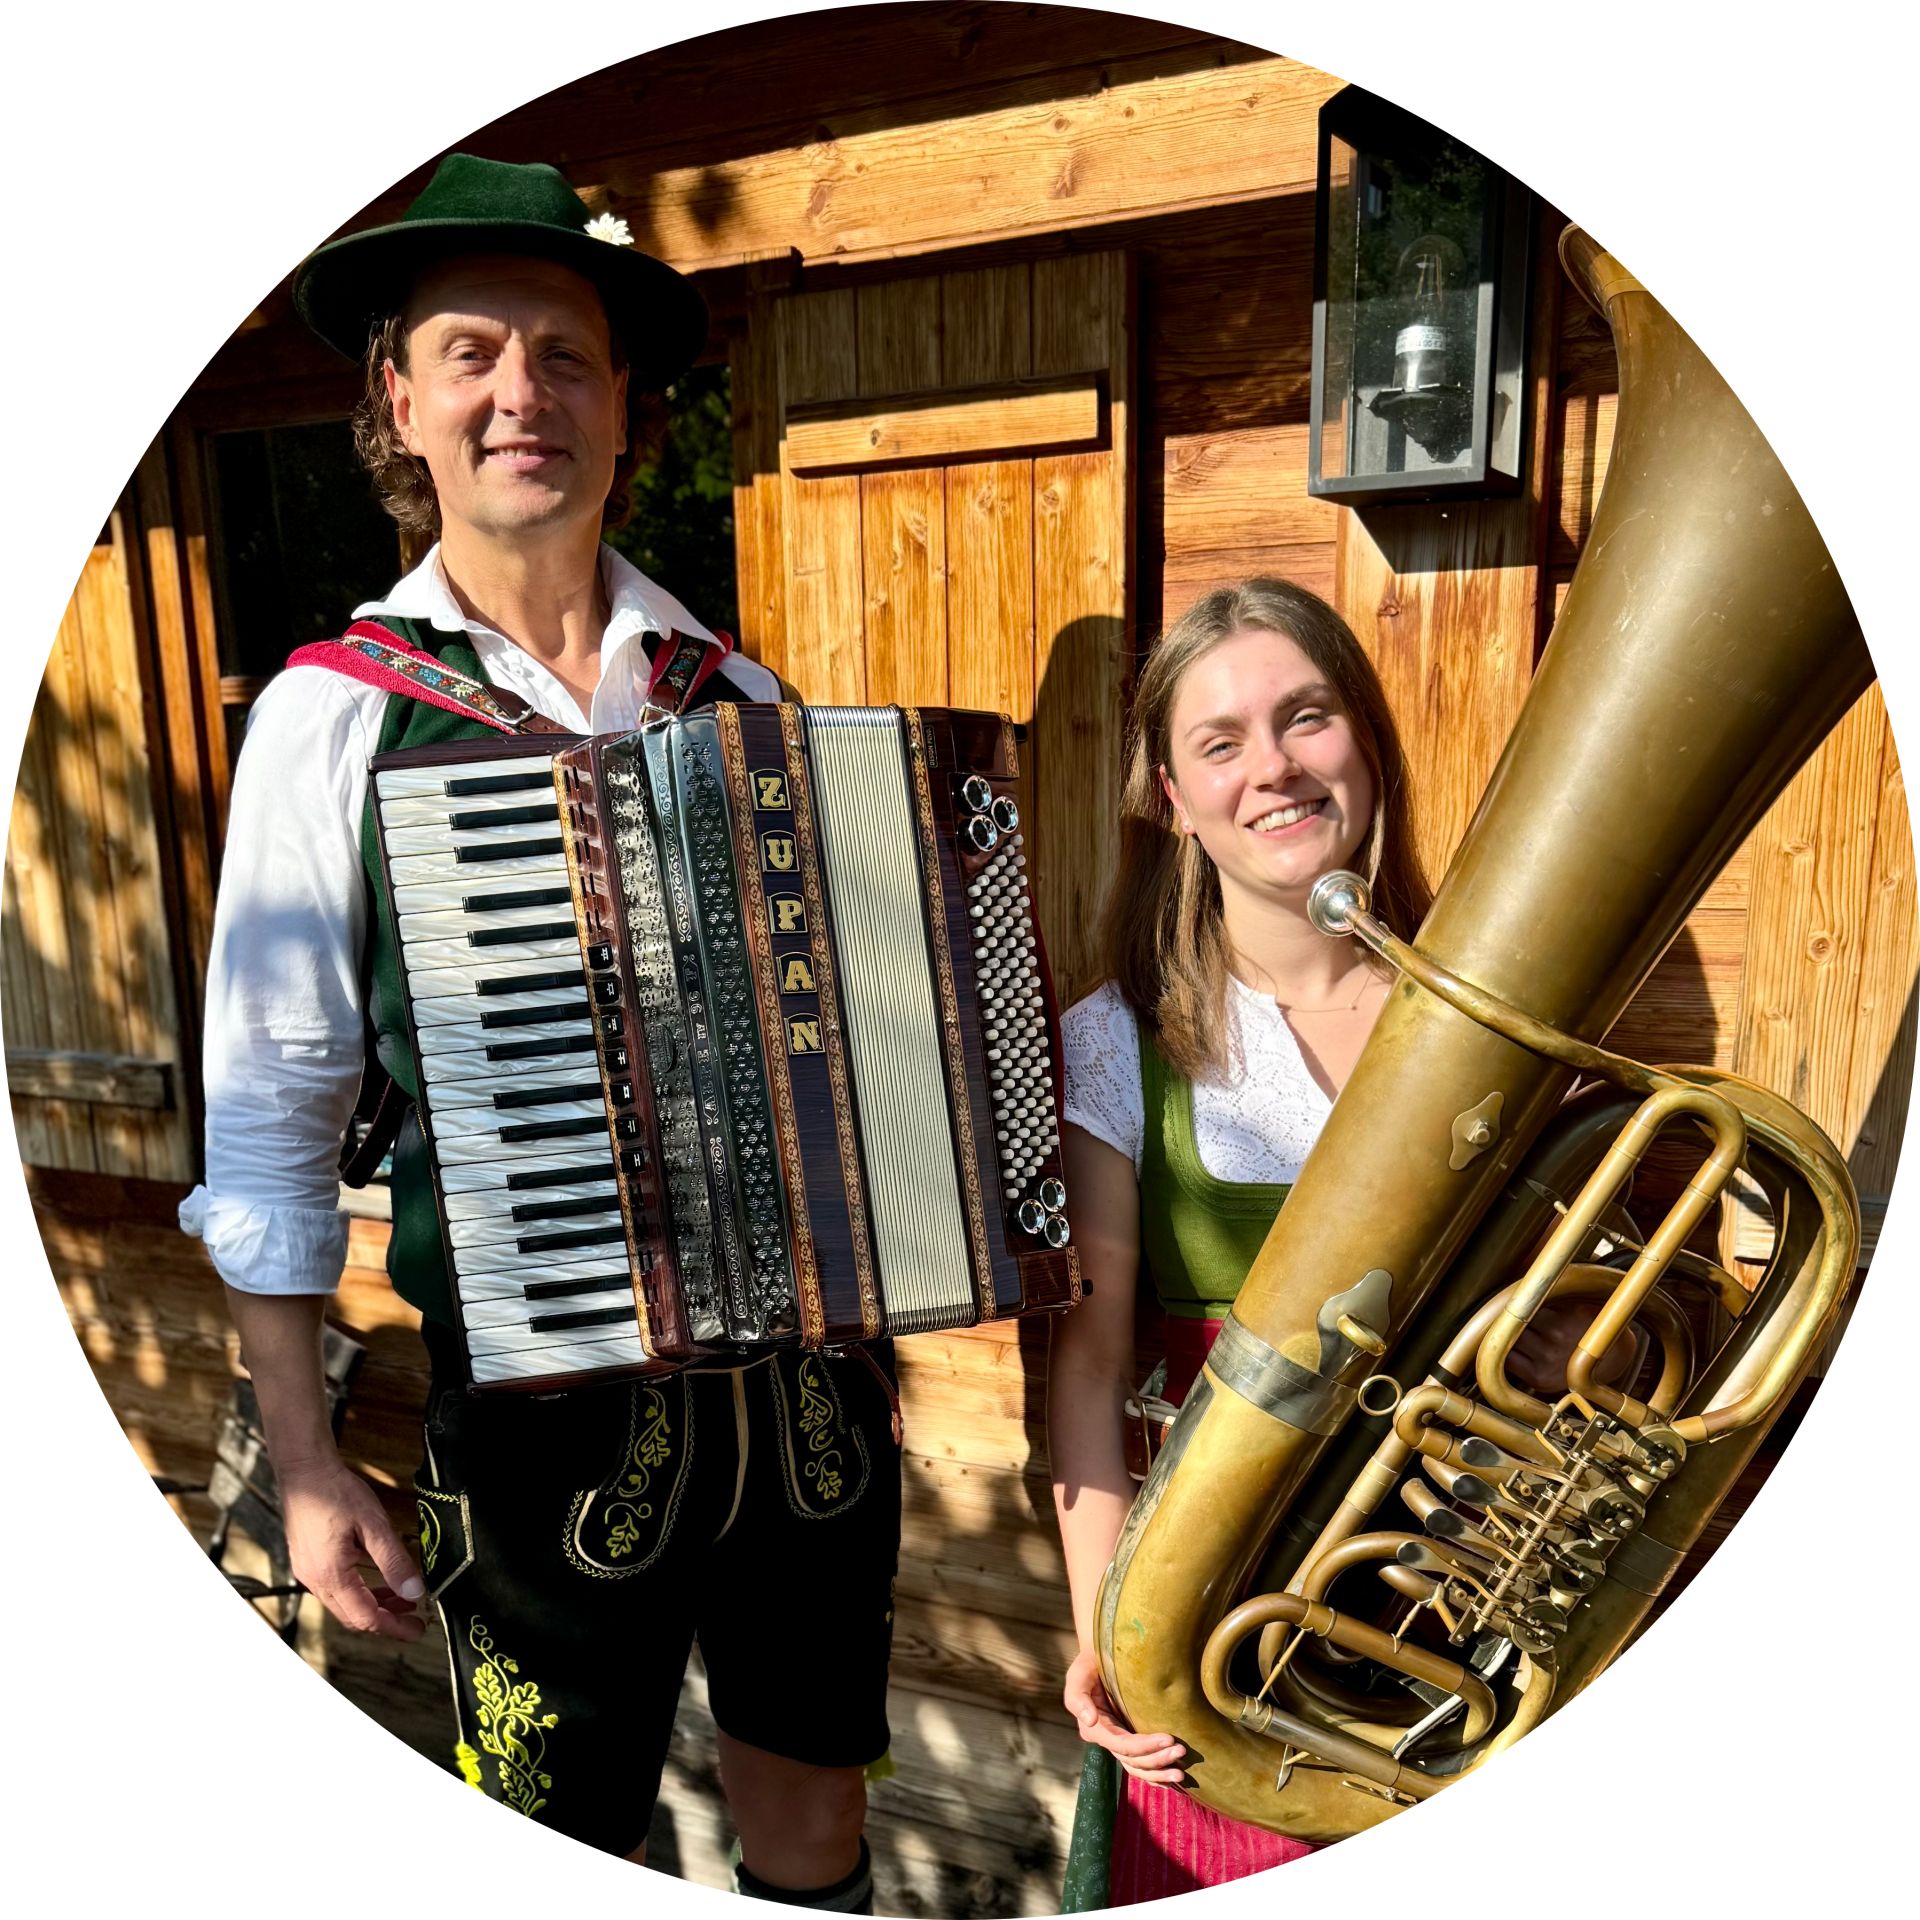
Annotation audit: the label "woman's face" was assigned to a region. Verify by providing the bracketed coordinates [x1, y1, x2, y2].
[1161, 626, 1377, 909]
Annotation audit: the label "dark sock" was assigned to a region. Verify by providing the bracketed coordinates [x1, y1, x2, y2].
[734, 1838, 874, 1913]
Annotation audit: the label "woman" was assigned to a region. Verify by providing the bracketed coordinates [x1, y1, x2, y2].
[1049, 580, 1627, 1906]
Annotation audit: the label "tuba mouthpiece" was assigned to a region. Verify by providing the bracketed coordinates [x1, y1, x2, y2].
[1308, 869, 1372, 937]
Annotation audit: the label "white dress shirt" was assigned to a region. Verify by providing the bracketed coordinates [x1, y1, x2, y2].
[179, 542, 776, 1295]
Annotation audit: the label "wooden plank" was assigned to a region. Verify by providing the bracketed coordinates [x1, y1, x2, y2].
[790, 374, 1101, 472]
[1552, 387, 1618, 569]
[571, 55, 1339, 274]
[891, 1589, 1075, 1714]
[88, 508, 191, 1177]
[1162, 543, 1337, 625]
[5, 1048, 173, 1109]
[1030, 253, 1129, 1006]
[1840, 712, 1917, 1199]
[2, 772, 56, 1166]
[857, 277, 948, 708]
[1149, 192, 1319, 436]
[944, 466, 1034, 716]
[777, 288, 865, 703]
[121, 431, 213, 1172]
[142, 432, 228, 918]
[1606, 909, 1748, 1069]
[58, 538, 155, 1177]
[1733, 688, 1888, 1137]
[11, 613, 101, 1170]
[1336, 502, 1541, 885]
[734, 255, 802, 678]
[1162, 425, 1342, 557]
[943, 265, 1035, 718]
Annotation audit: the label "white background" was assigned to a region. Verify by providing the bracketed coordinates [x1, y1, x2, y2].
[2, 1, 1909, 1910]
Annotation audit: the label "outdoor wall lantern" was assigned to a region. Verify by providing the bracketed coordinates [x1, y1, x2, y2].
[1309, 86, 1534, 504]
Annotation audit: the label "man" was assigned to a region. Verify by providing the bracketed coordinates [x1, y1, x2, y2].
[181, 154, 897, 1910]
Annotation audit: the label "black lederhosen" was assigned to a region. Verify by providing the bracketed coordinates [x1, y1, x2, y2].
[413, 1323, 902, 1854]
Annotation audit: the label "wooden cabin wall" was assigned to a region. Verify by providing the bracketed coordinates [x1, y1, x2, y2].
[20, 10, 1914, 1915]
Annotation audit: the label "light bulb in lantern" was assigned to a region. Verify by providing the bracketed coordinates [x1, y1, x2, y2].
[1390, 233, 1467, 395]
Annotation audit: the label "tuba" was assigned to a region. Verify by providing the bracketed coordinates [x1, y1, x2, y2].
[1093, 229, 1875, 1839]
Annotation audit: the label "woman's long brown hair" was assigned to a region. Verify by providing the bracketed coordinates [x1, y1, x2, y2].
[1098, 579, 1432, 1082]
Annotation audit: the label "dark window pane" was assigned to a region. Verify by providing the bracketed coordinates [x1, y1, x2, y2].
[208, 419, 400, 681]
[607, 364, 738, 636]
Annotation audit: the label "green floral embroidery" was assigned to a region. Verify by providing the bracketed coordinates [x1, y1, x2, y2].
[605, 1388, 673, 1558]
[417, 1498, 442, 1578]
[454, 1741, 484, 1790]
[796, 1358, 846, 1505]
[467, 1619, 558, 1817]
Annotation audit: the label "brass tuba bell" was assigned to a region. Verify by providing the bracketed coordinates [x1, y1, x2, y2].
[1093, 228, 1875, 1839]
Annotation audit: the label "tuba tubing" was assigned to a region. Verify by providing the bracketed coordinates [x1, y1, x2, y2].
[1093, 228, 1874, 1840]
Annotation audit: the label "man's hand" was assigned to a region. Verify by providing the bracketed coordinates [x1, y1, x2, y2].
[278, 1456, 427, 1641]
[1063, 1647, 1187, 1787]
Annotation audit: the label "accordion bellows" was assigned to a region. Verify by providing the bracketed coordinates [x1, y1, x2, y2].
[371, 704, 1081, 1388]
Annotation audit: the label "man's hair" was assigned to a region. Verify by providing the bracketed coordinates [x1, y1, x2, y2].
[351, 310, 670, 536]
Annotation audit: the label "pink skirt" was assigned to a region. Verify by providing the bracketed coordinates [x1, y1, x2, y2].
[1106, 1312, 1316, 1899]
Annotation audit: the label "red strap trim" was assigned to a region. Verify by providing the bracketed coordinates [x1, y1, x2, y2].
[643, 627, 732, 715]
[286, 619, 561, 734]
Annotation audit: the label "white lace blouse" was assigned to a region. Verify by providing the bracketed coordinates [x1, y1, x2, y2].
[1060, 977, 1333, 1182]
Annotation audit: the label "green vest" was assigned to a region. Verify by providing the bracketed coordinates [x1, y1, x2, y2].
[1136, 1023, 1291, 1320]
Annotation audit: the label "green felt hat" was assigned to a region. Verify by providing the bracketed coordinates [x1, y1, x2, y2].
[292, 152, 707, 388]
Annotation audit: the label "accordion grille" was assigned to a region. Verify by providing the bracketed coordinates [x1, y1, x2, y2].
[807, 709, 974, 1335]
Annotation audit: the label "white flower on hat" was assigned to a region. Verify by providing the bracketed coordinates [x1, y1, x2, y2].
[584, 212, 633, 247]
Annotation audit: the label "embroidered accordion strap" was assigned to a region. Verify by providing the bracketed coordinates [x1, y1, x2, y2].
[641, 626, 733, 719]
[293, 619, 738, 727]
[288, 620, 571, 735]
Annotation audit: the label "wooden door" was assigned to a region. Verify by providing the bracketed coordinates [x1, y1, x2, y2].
[6, 480, 201, 1183]
[735, 251, 1134, 1003]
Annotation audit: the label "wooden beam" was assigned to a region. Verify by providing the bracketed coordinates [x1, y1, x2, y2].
[602, 54, 1338, 272]
[786, 374, 1102, 473]
[7, 1048, 175, 1110]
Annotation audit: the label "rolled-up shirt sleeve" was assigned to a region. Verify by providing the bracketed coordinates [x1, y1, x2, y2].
[179, 668, 375, 1294]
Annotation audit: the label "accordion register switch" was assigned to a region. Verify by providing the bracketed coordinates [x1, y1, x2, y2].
[371, 704, 1083, 1388]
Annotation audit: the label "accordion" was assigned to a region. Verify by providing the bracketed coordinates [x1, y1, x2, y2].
[371, 703, 1081, 1389]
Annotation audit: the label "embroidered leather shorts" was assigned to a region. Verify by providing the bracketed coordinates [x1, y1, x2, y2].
[412, 1324, 902, 1854]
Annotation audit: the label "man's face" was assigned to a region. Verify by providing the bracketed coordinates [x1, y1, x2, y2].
[387, 254, 628, 547]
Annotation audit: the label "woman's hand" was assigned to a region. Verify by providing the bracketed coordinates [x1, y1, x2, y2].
[1064, 1647, 1187, 1787]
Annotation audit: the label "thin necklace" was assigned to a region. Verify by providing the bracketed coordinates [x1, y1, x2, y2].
[1268, 967, 1378, 1015]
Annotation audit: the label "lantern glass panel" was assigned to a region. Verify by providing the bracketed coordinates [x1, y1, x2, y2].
[1318, 126, 1494, 487]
